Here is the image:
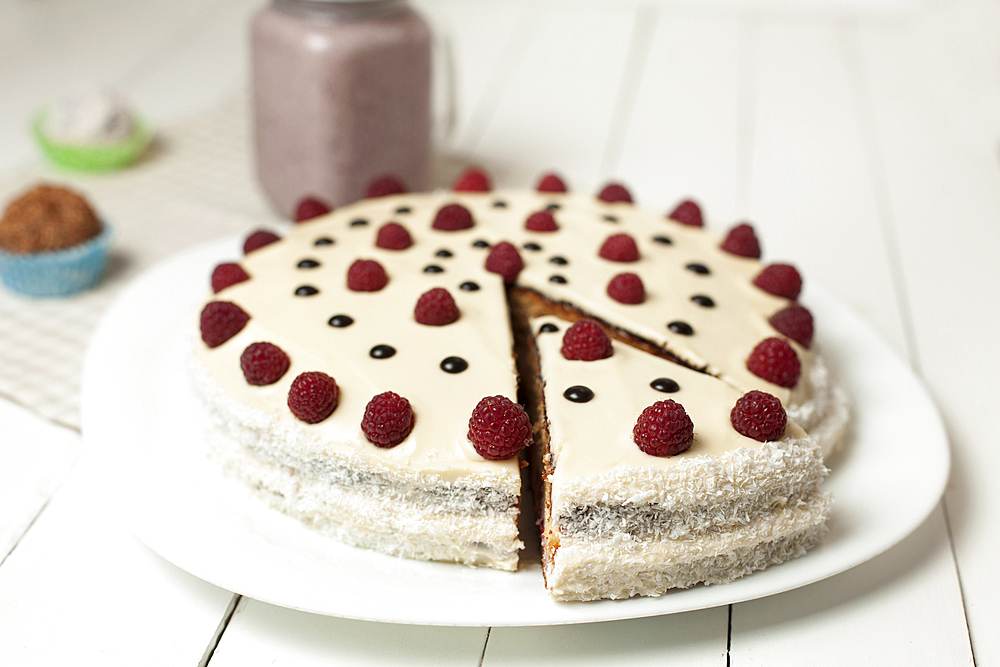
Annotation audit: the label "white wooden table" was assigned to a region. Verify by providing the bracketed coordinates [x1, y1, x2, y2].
[1, 0, 994, 664]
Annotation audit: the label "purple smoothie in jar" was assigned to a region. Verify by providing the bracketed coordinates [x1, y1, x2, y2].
[251, 0, 432, 217]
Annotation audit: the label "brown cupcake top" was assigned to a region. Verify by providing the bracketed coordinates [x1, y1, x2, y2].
[0, 184, 102, 254]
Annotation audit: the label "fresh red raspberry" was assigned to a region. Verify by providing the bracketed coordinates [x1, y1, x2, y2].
[287, 371, 339, 424]
[607, 272, 645, 304]
[731, 390, 787, 442]
[467, 395, 532, 460]
[536, 172, 568, 193]
[200, 301, 250, 348]
[243, 229, 281, 254]
[485, 241, 523, 283]
[633, 399, 694, 456]
[525, 210, 558, 232]
[668, 199, 703, 227]
[375, 222, 413, 250]
[720, 223, 761, 258]
[362, 391, 415, 448]
[414, 287, 460, 325]
[240, 341, 290, 386]
[293, 197, 331, 222]
[211, 262, 250, 293]
[597, 182, 633, 203]
[754, 263, 802, 300]
[347, 259, 388, 292]
[747, 337, 801, 388]
[432, 203, 474, 231]
[769, 304, 814, 348]
[561, 318, 613, 361]
[365, 174, 407, 198]
[452, 166, 492, 192]
[598, 233, 640, 262]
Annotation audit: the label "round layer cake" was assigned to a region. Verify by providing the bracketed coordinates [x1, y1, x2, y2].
[192, 170, 848, 599]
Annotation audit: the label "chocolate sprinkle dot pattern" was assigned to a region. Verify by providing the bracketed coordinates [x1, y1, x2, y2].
[691, 295, 715, 307]
[440, 356, 469, 374]
[668, 321, 694, 335]
[297, 259, 320, 269]
[436, 249, 454, 258]
[549, 256, 568, 265]
[424, 265, 444, 273]
[563, 385, 595, 403]
[549, 275, 568, 284]
[539, 323, 559, 333]
[492, 200, 508, 208]
[546, 203, 561, 211]
[472, 239, 490, 249]
[686, 263, 710, 275]
[370, 344, 396, 359]
[603, 215, 618, 223]
[523, 242, 542, 252]
[460, 281, 480, 291]
[328, 314, 354, 328]
[295, 285, 319, 297]
[652, 235, 673, 245]
[350, 219, 368, 227]
[395, 206, 412, 214]
[651, 378, 680, 393]
[314, 237, 334, 246]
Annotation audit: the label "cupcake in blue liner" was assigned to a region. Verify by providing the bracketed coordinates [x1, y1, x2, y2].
[0, 184, 112, 297]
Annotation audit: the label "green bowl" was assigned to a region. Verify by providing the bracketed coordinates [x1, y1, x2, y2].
[32, 111, 153, 172]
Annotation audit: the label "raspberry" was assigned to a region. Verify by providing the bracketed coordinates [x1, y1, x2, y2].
[668, 199, 703, 227]
[633, 399, 694, 457]
[720, 223, 761, 258]
[376, 222, 413, 250]
[598, 233, 640, 262]
[414, 287, 460, 325]
[347, 259, 388, 292]
[200, 301, 250, 348]
[453, 166, 492, 192]
[467, 395, 532, 460]
[525, 210, 558, 232]
[432, 203, 474, 231]
[536, 172, 568, 193]
[240, 341, 290, 386]
[211, 262, 250, 293]
[365, 174, 407, 198]
[597, 182, 633, 203]
[293, 197, 331, 222]
[747, 337, 801, 388]
[561, 318, 613, 361]
[484, 241, 523, 283]
[731, 390, 787, 442]
[769, 304, 814, 348]
[287, 371, 339, 424]
[243, 229, 281, 254]
[362, 391, 414, 447]
[754, 263, 802, 300]
[607, 272, 645, 304]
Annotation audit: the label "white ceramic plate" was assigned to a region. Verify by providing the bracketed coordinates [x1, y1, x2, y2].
[81, 237, 949, 627]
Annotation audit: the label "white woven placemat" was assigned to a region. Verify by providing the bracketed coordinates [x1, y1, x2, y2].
[0, 94, 284, 430]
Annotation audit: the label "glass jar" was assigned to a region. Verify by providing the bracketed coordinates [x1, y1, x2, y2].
[251, 0, 432, 217]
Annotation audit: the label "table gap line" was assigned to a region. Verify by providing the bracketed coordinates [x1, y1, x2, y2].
[200, 593, 243, 667]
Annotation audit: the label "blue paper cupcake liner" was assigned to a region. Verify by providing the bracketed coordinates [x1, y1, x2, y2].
[0, 223, 113, 297]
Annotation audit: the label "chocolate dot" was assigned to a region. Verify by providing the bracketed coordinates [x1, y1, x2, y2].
[691, 295, 715, 307]
[686, 263, 710, 275]
[424, 264, 444, 273]
[314, 237, 335, 246]
[440, 356, 469, 373]
[295, 285, 319, 296]
[602, 215, 618, 223]
[370, 344, 396, 359]
[652, 235, 673, 245]
[539, 323, 559, 333]
[492, 200, 508, 208]
[549, 275, 568, 284]
[435, 249, 454, 258]
[546, 203, 561, 211]
[472, 239, 490, 249]
[651, 378, 680, 393]
[328, 314, 354, 328]
[350, 218, 368, 227]
[297, 259, 320, 269]
[668, 321, 694, 335]
[460, 281, 480, 291]
[395, 206, 412, 214]
[563, 385, 594, 403]
[523, 242, 542, 251]
[549, 256, 568, 265]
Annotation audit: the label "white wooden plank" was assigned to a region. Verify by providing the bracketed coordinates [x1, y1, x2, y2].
[0, 447, 234, 666]
[483, 608, 728, 667]
[856, 2, 1000, 662]
[211, 597, 488, 667]
[0, 398, 78, 561]
[730, 507, 973, 665]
